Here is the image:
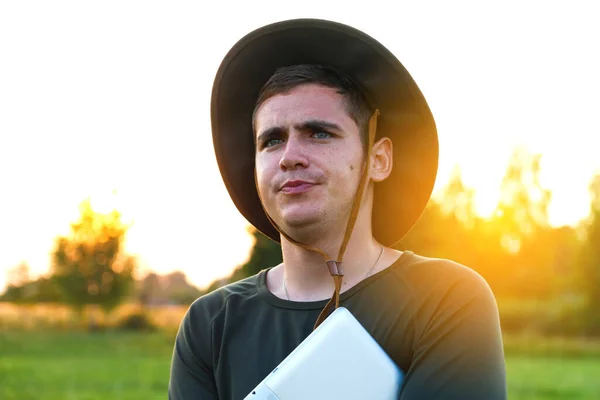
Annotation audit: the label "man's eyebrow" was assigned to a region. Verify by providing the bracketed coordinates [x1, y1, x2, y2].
[295, 120, 342, 132]
[256, 120, 342, 144]
[256, 126, 286, 144]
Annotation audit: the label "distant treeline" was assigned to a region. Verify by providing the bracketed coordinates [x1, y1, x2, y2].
[2, 148, 599, 336]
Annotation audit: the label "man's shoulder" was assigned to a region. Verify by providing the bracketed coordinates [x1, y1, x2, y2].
[390, 252, 500, 334]
[395, 251, 494, 296]
[187, 271, 264, 320]
[172, 272, 266, 365]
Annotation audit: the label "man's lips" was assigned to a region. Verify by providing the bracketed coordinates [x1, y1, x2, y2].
[279, 180, 315, 194]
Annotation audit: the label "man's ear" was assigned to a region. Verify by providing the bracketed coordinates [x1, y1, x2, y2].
[370, 137, 393, 182]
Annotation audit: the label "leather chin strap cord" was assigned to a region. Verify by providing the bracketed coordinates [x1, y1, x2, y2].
[254, 109, 380, 330]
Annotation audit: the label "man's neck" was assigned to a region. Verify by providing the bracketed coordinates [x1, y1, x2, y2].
[277, 223, 383, 302]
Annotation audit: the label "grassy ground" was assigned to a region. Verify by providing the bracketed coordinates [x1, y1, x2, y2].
[1, 330, 600, 400]
[504, 335, 600, 399]
[507, 356, 600, 400]
[0, 331, 173, 400]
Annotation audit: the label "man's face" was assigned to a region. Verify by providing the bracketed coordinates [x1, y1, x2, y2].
[254, 84, 364, 234]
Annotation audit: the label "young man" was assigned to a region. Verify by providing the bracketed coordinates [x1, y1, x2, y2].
[169, 19, 507, 399]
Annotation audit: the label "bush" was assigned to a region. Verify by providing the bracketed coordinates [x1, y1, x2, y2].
[498, 295, 591, 337]
[116, 311, 157, 332]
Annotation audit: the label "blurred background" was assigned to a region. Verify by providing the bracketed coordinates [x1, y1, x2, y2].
[1, 1, 599, 399]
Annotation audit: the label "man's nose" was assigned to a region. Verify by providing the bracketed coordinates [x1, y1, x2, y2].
[279, 134, 309, 170]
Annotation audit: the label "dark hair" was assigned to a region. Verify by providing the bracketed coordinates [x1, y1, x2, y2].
[252, 64, 374, 150]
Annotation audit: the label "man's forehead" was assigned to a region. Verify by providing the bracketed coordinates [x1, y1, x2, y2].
[254, 84, 350, 131]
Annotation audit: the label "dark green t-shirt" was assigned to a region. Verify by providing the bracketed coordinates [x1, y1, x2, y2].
[168, 251, 507, 399]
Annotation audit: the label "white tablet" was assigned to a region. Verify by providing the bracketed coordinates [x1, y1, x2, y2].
[244, 307, 403, 400]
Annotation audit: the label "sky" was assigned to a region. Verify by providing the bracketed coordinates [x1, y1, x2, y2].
[1, 0, 599, 292]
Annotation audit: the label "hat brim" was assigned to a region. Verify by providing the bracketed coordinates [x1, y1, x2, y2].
[211, 18, 438, 247]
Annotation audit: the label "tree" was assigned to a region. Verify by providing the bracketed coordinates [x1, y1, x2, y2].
[1, 262, 31, 303]
[51, 199, 137, 321]
[0, 277, 63, 304]
[439, 165, 478, 229]
[580, 173, 600, 334]
[493, 148, 552, 247]
[204, 226, 282, 293]
[488, 148, 556, 298]
[236, 227, 283, 278]
[6, 262, 31, 287]
[138, 272, 161, 308]
[1, 263, 63, 303]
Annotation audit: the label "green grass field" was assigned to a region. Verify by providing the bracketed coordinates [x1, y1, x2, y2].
[0, 331, 173, 400]
[1, 331, 599, 400]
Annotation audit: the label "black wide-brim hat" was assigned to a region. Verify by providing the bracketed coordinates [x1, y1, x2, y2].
[211, 18, 438, 247]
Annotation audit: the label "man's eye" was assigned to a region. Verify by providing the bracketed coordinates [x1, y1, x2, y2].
[313, 131, 331, 139]
[265, 138, 284, 147]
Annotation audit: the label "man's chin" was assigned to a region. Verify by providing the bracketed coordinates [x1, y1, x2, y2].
[280, 215, 320, 229]
[276, 212, 324, 231]
[274, 213, 342, 244]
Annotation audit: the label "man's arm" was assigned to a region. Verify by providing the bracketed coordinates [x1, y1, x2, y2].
[400, 268, 507, 399]
[168, 304, 219, 399]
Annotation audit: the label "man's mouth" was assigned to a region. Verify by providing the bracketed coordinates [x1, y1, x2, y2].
[280, 180, 315, 194]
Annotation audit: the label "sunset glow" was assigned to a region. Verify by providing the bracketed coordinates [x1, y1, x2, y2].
[1, 1, 599, 292]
